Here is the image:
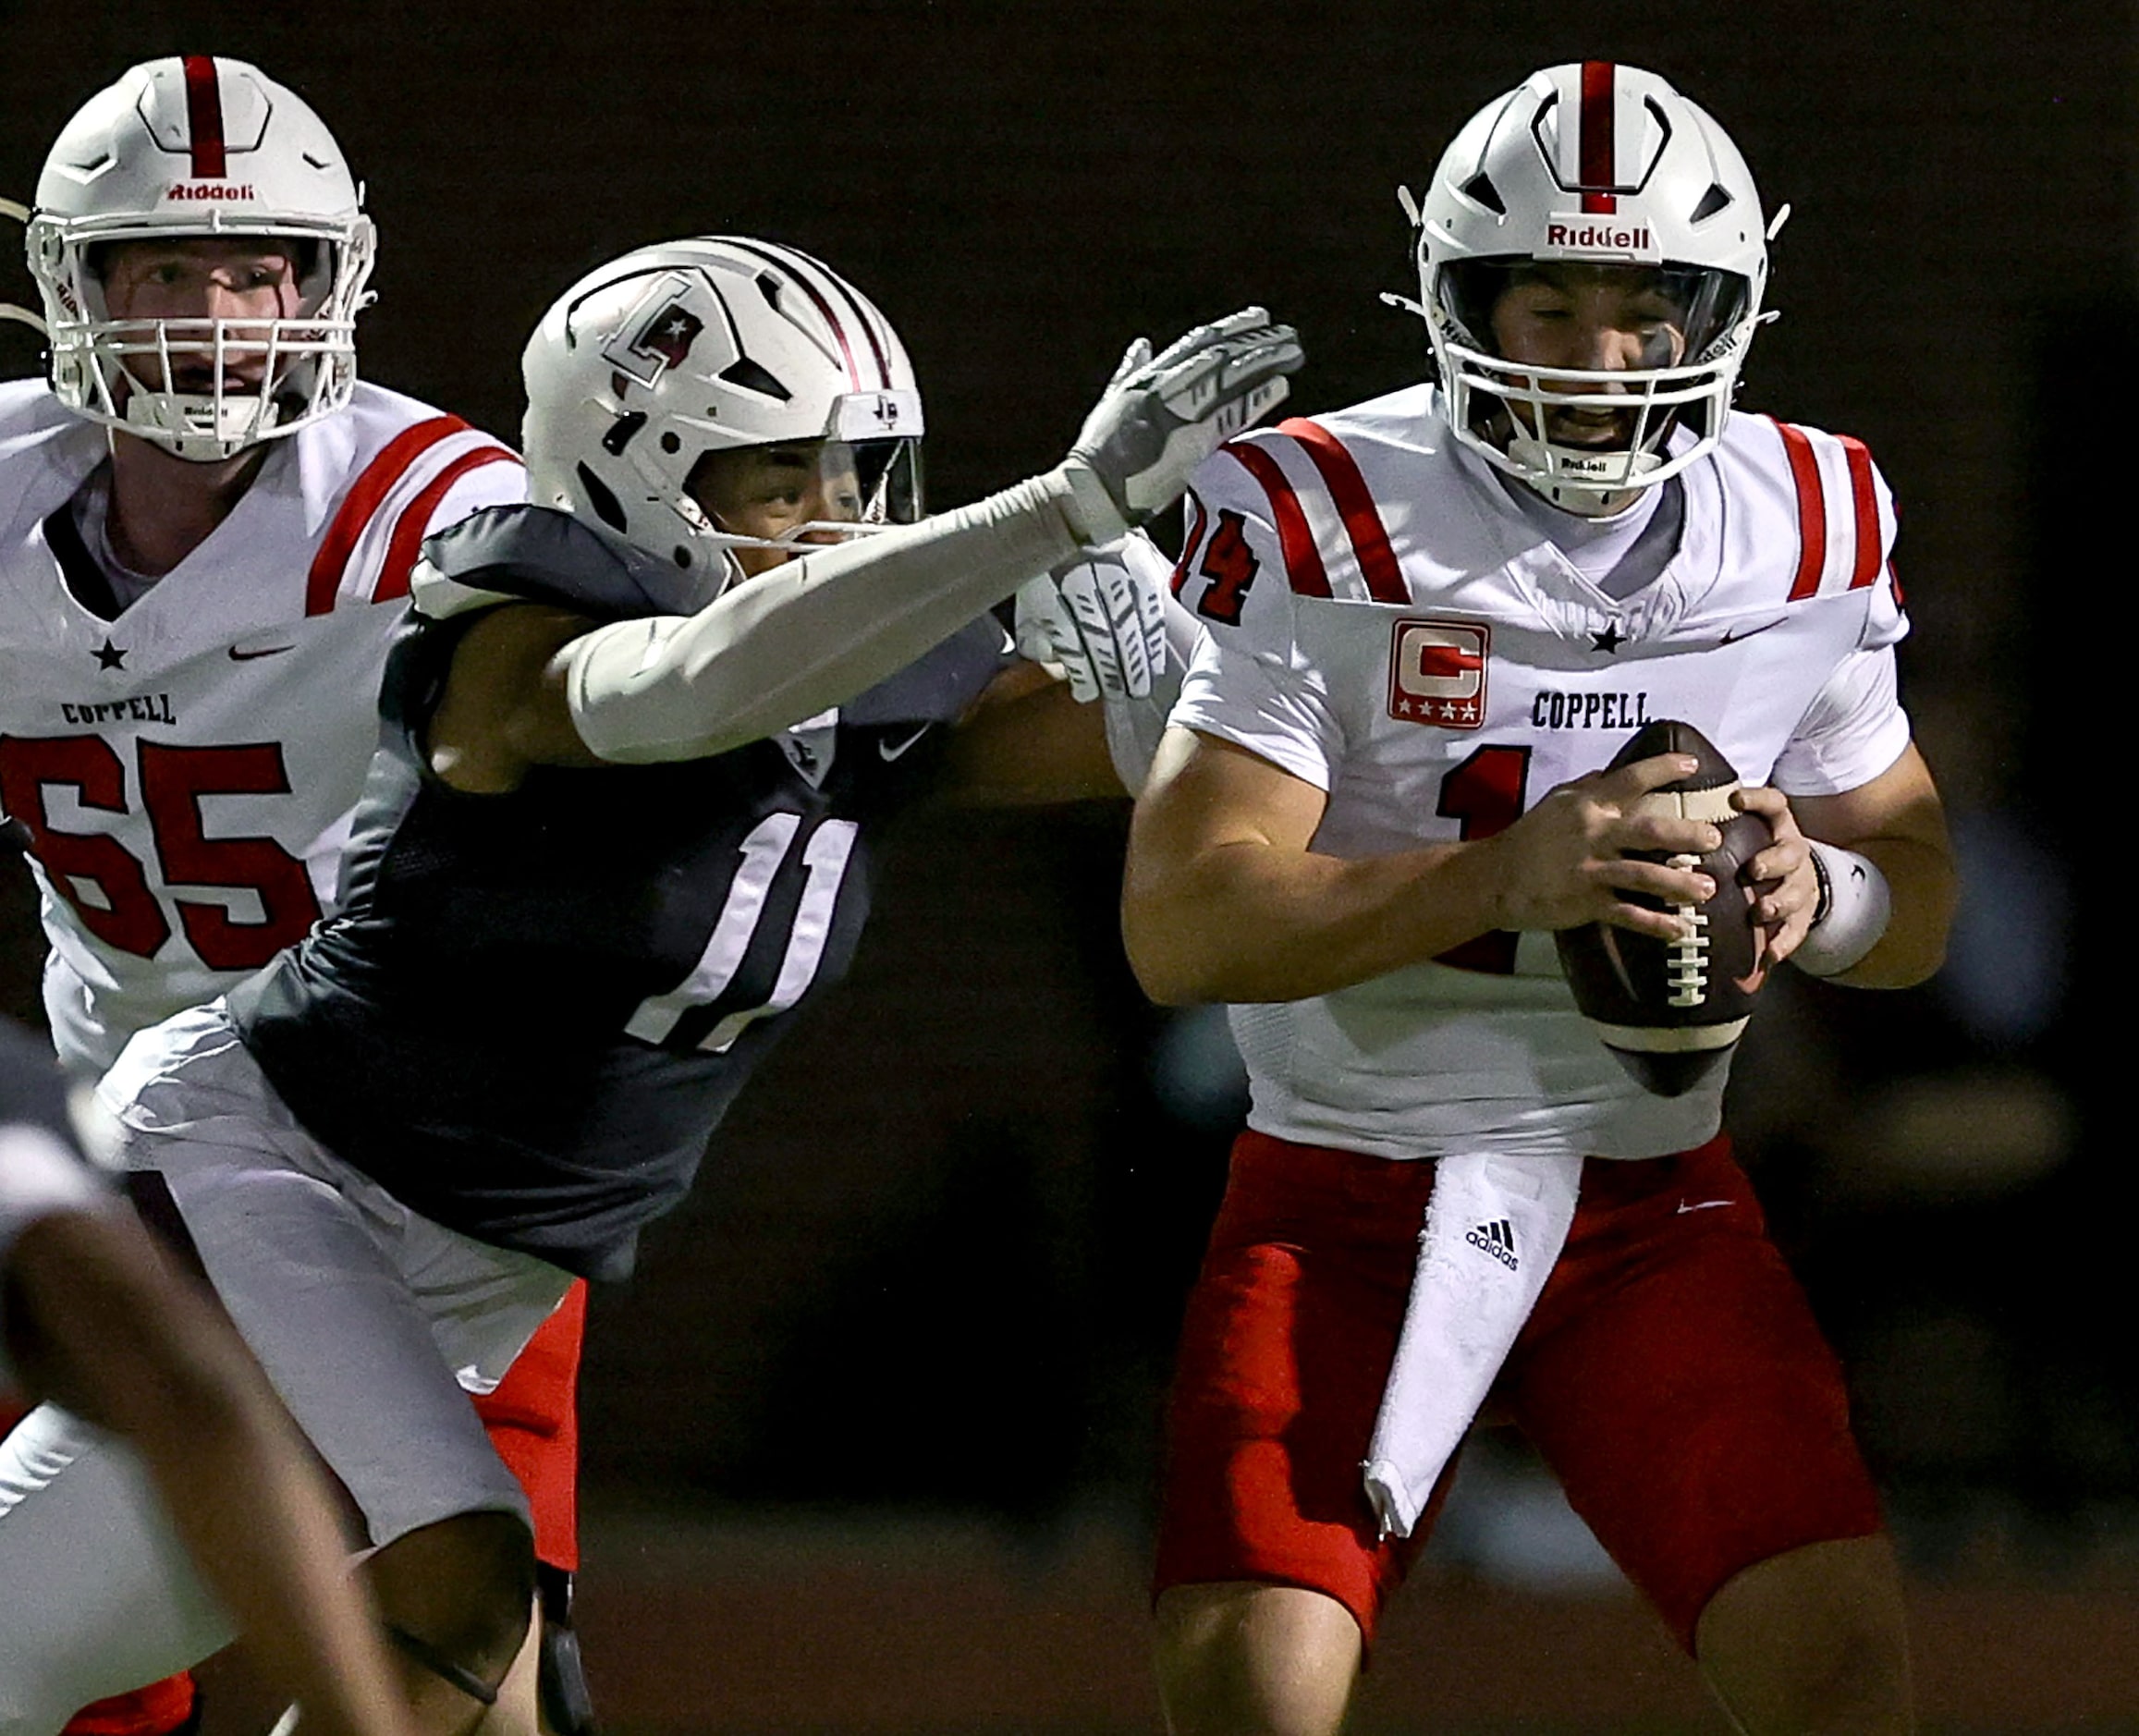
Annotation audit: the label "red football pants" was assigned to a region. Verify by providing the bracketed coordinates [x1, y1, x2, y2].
[1155, 1130, 1883, 1652]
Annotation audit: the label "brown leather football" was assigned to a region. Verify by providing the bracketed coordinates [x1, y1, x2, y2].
[1553, 719, 1772, 1097]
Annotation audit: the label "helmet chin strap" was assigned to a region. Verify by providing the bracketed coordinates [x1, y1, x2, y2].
[123, 388, 282, 463]
[1504, 431, 1667, 517]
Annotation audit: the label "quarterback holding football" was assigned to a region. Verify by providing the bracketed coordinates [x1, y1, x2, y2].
[1119, 62, 1956, 1735]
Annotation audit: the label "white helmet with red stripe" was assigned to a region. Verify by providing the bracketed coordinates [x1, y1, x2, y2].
[19, 55, 375, 462]
[521, 236, 923, 587]
[1408, 62, 1774, 507]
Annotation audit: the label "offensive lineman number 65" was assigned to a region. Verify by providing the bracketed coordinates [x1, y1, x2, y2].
[0, 734, 324, 970]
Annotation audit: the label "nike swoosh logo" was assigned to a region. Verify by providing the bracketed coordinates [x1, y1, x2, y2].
[878, 726, 931, 763]
[227, 643, 295, 661]
[1717, 617, 1788, 646]
[1676, 1199, 1734, 1214]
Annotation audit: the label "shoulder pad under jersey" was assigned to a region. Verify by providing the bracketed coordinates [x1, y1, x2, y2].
[414, 505, 719, 623]
[844, 614, 1014, 727]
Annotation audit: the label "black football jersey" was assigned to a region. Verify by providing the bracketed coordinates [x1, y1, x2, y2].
[231, 507, 1011, 1280]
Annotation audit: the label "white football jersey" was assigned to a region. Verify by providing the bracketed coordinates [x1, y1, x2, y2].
[1170, 385, 1912, 1163]
[0, 380, 526, 1073]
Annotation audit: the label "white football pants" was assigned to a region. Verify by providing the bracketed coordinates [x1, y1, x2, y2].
[0, 1006, 572, 1732]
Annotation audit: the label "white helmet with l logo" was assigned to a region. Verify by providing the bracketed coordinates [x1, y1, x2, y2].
[521, 237, 924, 591]
[1406, 62, 1776, 507]
[16, 55, 375, 462]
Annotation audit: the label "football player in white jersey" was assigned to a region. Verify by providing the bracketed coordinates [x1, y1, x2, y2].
[1119, 64, 1956, 1735]
[0, 58, 591, 1736]
[0, 1012, 417, 1736]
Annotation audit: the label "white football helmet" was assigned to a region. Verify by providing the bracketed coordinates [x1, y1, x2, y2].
[521, 237, 924, 590]
[17, 56, 374, 462]
[1405, 62, 1774, 507]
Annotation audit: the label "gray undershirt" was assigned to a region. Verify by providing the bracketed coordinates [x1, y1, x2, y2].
[68, 466, 164, 614]
[1500, 471, 1686, 601]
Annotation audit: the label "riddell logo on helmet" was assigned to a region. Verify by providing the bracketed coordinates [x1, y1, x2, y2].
[1544, 219, 1653, 253]
[165, 183, 258, 202]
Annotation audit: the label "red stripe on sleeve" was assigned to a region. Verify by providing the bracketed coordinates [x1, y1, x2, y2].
[1579, 61, 1618, 214]
[305, 417, 475, 617]
[1221, 441, 1329, 598]
[1277, 418, 1408, 604]
[1774, 421, 1827, 601]
[182, 56, 227, 180]
[1170, 493, 1210, 599]
[373, 448, 522, 605]
[1837, 434, 1882, 589]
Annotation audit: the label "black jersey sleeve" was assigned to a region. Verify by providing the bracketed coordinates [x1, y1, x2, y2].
[421, 504, 719, 622]
[845, 613, 1016, 727]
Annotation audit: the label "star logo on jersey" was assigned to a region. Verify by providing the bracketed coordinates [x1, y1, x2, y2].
[92, 638, 127, 671]
[1591, 622, 1626, 654]
[1387, 618, 1488, 729]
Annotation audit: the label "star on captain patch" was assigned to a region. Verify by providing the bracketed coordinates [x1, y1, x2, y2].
[92, 638, 127, 670]
[1590, 622, 1626, 654]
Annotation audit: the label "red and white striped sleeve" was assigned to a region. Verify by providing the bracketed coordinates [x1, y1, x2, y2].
[1167, 437, 1347, 794]
[305, 418, 526, 618]
[1767, 418, 1909, 652]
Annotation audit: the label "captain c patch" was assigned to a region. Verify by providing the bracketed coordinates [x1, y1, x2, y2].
[1389, 617, 1488, 729]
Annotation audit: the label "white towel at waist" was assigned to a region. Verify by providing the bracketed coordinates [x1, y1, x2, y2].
[1361, 1149, 1583, 1538]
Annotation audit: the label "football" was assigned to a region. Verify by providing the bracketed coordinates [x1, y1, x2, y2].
[1554, 719, 1772, 1097]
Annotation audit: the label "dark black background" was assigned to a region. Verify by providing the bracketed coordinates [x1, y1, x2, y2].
[2, 2, 2127, 1536]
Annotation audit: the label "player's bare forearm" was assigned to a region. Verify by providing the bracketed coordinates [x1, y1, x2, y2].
[1124, 832, 1490, 1005]
[1123, 728, 1511, 1004]
[1124, 730, 1725, 1005]
[1826, 830, 1954, 987]
[935, 662, 1127, 806]
[1792, 741, 1956, 989]
[9, 1212, 415, 1736]
[428, 604, 606, 793]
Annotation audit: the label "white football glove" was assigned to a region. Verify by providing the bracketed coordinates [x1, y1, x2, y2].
[1013, 537, 1170, 703]
[1016, 534, 1204, 795]
[1052, 308, 1301, 545]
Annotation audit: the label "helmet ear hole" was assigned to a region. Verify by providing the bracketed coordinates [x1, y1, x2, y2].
[574, 461, 629, 534]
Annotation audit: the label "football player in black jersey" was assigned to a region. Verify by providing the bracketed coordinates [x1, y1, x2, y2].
[0, 1014, 414, 1736]
[0, 237, 1299, 1736]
